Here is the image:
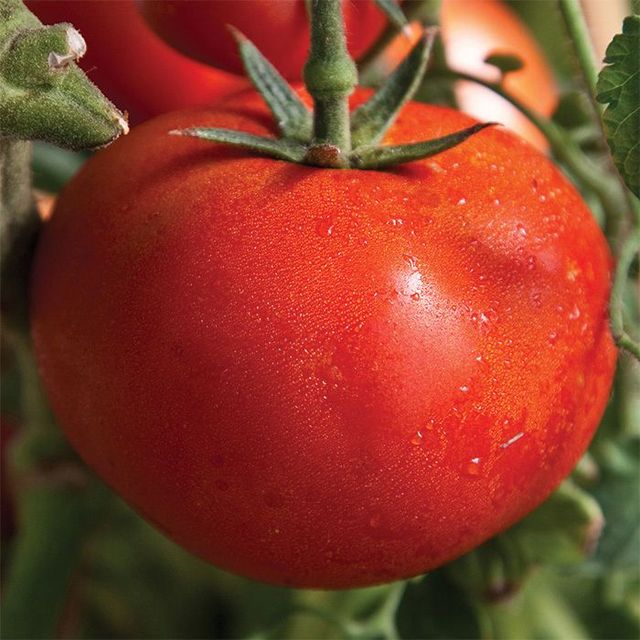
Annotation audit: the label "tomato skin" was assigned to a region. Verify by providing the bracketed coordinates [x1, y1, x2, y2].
[376, 0, 558, 152]
[26, 0, 249, 125]
[31, 91, 615, 589]
[136, 0, 387, 78]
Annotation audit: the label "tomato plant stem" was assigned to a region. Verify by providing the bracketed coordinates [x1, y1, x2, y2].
[610, 231, 640, 361]
[557, 0, 601, 100]
[0, 328, 108, 639]
[303, 0, 357, 158]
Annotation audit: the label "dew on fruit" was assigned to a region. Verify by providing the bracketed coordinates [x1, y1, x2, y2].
[403, 254, 418, 270]
[410, 292, 421, 301]
[516, 223, 527, 237]
[465, 457, 482, 476]
[548, 331, 558, 345]
[410, 431, 423, 446]
[459, 385, 470, 393]
[568, 305, 581, 320]
[471, 309, 497, 334]
[500, 432, 524, 449]
[388, 217, 404, 226]
[316, 218, 334, 237]
[457, 198, 467, 206]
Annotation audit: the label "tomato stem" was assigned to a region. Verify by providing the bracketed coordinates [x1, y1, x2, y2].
[303, 0, 357, 162]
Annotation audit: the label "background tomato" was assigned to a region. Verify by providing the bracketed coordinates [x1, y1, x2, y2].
[31, 89, 616, 589]
[375, 0, 558, 152]
[27, 0, 249, 125]
[136, 0, 388, 79]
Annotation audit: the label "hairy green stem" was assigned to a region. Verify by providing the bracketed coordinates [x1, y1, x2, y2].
[557, 0, 601, 98]
[555, 0, 637, 236]
[303, 0, 357, 158]
[610, 230, 640, 361]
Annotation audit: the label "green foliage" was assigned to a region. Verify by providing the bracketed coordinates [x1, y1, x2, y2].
[595, 16, 640, 197]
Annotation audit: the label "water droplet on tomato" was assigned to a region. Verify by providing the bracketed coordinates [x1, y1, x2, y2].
[459, 385, 470, 393]
[410, 431, 423, 446]
[410, 292, 421, 301]
[403, 254, 418, 270]
[516, 223, 527, 237]
[465, 457, 482, 476]
[500, 432, 524, 449]
[568, 305, 581, 320]
[316, 219, 334, 237]
[548, 331, 558, 345]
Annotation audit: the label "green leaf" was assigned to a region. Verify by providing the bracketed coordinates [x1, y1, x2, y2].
[374, 0, 408, 31]
[595, 15, 640, 196]
[350, 122, 495, 169]
[508, 480, 604, 566]
[397, 572, 481, 639]
[484, 53, 524, 74]
[591, 442, 640, 571]
[170, 128, 307, 163]
[351, 29, 436, 148]
[229, 28, 312, 143]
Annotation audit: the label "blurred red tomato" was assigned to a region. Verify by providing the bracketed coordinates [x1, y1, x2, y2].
[375, 0, 558, 151]
[27, 0, 250, 125]
[137, 0, 388, 79]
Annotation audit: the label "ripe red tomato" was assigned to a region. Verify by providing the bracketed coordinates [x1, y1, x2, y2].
[27, 0, 249, 125]
[31, 90, 615, 589]
[136, 0, 387, 78]
[375, 0, 558, 152]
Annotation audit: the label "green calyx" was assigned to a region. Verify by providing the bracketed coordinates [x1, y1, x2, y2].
[0, 0, 128, 150]
[172, 0, 496, 170]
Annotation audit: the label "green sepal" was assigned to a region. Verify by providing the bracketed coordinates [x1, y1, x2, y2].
[170, 128, 307, 163]
[373, 0, 409, 31]
[350, 122, 496, 169]
[595, 15, 640, 196]
[0, 0, 127, 150]
[229, 27, 312, 143]
[351, 28, 436, 148]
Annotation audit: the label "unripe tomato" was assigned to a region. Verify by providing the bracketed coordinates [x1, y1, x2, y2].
[136, 0, 387, 79]
[374, 0, 558, 152]
[27, 0, 249, 125]
[31, 90, 615, 588]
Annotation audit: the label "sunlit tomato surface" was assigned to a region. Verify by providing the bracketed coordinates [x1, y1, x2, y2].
[27, 0, 249, 125]
[375, 0, 558, 151]
[137, 0, 387, 78]
[31, 90, 615, 589]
